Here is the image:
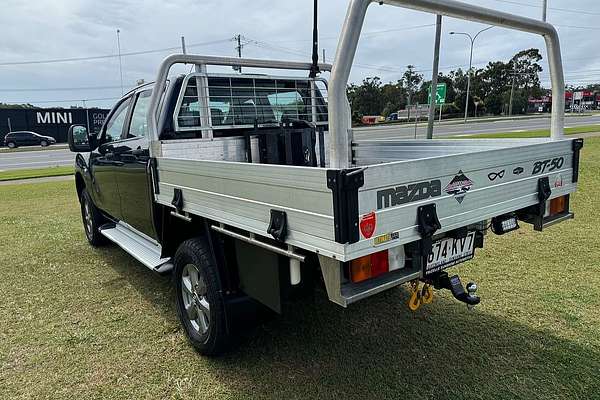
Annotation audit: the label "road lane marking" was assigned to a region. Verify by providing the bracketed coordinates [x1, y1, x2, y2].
[1, 159, 74, 167]
[0, 152, 72, 160]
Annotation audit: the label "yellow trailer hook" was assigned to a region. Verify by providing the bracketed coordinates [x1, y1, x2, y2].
[408, 280, 422, 311]
[421, 284, 434, 304]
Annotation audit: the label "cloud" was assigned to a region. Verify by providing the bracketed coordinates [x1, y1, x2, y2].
[0, 0, 597, 108]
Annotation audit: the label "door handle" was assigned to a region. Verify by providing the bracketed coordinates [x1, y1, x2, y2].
[119, 154, 137, 162]
[96, 155, 124, 167]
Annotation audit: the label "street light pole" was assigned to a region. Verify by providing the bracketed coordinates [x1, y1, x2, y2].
[509, 59, 517, 116]
[465, 36, 474, 123]
[427, 15, 443, 140]
[116, 29, 124, 96]
[406, 64, 415, 122]
[450, 26, 493, 123]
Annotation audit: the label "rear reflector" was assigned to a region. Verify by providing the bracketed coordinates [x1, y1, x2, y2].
[350, 246, 406, 283]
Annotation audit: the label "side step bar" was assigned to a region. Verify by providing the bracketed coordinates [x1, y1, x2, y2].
[100, 222, 173, 275]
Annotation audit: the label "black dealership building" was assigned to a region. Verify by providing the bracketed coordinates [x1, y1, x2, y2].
[0, 107, 110, 144]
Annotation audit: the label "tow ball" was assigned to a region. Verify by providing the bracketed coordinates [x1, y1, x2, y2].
[433, 271, 480, 310]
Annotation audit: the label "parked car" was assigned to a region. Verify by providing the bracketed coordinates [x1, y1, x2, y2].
[361, 115, 384, 125]
[3, 131, 57, 148]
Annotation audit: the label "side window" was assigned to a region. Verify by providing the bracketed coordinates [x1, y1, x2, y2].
[127, 90, 152, 138]
[104, 98, 132, 142]
[177, 79, 201, 128]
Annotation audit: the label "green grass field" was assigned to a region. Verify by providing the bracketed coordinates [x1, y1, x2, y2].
[0, 139, 599, 399]
[457, 124, 600, 139]
[0, 166, 74, 182]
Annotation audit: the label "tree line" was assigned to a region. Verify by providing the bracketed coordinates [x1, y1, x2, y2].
[346, 48, 570, 121]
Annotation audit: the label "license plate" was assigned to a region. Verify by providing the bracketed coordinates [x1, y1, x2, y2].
[424, 232, 476, 276]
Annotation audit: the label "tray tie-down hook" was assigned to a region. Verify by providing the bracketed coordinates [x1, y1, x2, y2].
[432, 271, 480, 310]
[407, 280, 434, 311]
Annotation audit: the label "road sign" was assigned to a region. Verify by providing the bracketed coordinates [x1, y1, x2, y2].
[428, 83, 447, 105]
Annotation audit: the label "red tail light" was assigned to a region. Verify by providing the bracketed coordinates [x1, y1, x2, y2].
[370, 250, 389, 277]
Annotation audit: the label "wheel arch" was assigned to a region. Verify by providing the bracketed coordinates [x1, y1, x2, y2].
[159, 209, 242, 297]
[75, 171, 86, 201]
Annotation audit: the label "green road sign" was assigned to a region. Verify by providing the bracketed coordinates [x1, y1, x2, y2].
[428, 83, 447, 105]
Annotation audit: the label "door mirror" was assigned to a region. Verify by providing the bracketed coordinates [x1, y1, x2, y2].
[68, 125, 96, 152]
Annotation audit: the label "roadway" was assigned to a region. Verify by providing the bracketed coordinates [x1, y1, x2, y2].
[353, 113, 600, 139]
[1, 114, 599, 171]
[0, 147, 73, 171]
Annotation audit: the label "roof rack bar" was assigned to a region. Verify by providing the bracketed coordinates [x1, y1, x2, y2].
[328, 0, 565, 169]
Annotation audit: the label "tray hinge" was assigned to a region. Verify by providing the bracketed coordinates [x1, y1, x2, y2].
[537, 176, 552, 217]
[416, 203, 442, 256]
[267, 209, 288, 242]
[572, 138, 584, 183]
[171, 188, 184, 213]
[327, 168, 365, 244]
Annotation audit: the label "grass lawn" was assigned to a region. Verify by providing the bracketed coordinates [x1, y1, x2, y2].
[0, 166, 74, 182]
[456, 124, 600, 139]
[1, 140, 599, 399]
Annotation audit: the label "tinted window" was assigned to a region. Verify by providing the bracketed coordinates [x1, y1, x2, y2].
[127, 90, 152, 138]
[104, 98, 132, 142]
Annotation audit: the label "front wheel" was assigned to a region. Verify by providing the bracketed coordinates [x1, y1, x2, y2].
[174, 237, 230, 356]
[40, 140, 49, 147]
[7, 142, 16, 149]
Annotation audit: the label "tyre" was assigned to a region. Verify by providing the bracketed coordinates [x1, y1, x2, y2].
[80, 188, 108, 246]
[7, 142, 16, 149]
[174, 237, 230, 356]
[40, 140, 49, 147]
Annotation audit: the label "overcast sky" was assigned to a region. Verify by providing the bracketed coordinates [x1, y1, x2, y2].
[0, 0, 598, 109]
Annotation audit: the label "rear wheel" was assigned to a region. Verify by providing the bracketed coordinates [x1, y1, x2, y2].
[80, 189, 107, 246]
[7, 142, 16, 149]
[40, 140, 49, 147]
[174, 237, 230, 356]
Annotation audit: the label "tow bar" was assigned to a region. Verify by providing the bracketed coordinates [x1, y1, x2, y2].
[433, 271, 480, 309]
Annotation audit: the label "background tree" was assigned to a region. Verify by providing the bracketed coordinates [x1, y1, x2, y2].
[403, 65, 422, 114]
[0, 103, 35, 109]
[346, 48, 548, 120]
[381, 80, 407, 117]
[346, 77, 384, 118]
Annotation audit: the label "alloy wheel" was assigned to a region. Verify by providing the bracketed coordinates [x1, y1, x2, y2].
[181, 263, 211, 334]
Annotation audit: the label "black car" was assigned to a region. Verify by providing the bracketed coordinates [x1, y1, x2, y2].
[3, 131, 57, 148]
